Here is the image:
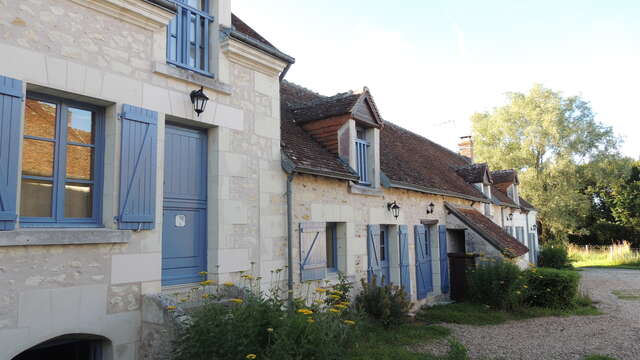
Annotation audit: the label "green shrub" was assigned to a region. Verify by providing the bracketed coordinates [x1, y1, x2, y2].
[467, 260, 524, 310]
[523, 267, 580, 308]
[538, 246, 572, 269]
[355, 276, 411, 328]
[172, 294, 283, 360]
[173, 274, 361, 360]
[266, 309, 360, 360]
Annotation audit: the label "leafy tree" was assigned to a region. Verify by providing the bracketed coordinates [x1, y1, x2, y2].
[471, 84, 620, 242]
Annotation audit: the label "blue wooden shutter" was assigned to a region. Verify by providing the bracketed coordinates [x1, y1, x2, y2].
[0, 75, 23, 231]
[398, 225, 411, 296]
[300, 222, 327, 281]
[367, 224, 381, 284]
[414, 224, 433, 299]
[528, 233, 536, 263]
[118, 104, 158, 230]
[438, 225, 450, 294]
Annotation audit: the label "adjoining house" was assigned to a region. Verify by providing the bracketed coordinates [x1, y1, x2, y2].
[280, 80, 539, 304]
[0, 1, 538, 358]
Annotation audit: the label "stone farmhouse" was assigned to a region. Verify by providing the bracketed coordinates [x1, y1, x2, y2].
[0, 0, 538, 359]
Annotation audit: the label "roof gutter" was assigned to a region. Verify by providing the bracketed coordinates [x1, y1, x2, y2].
[386, 180, 490, 204]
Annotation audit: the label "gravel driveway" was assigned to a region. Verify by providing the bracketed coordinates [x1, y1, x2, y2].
[444, 268, 640, 360]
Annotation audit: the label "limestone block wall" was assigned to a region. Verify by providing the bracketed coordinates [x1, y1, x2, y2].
[0, 0, 288, 358]
[290, 174, 486, 305]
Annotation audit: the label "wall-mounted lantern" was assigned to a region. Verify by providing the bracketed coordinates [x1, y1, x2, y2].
[507, 212, 514, 221]
[426, 202, 435, 214]
[190, 86, 209, 116]
[531, 223, 537, 232]
[387, 201, 400, 219]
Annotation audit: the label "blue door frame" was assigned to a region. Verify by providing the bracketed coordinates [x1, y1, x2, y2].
[162, 125, 208, 286]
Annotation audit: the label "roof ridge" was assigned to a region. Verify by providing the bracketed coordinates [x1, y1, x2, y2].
[384, 121, 471, 163]
[290, 91, 357, 111]
[282, 80, 326, 98]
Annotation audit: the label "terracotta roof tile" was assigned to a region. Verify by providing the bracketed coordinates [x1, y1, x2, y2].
[455, 163, 489, 184]
[280, 81, 358, 179]
[291, 92, 361, 124]
[491, 169, 518, 184]
[380, 123, 486, 200]
[445, 203, 529, 258]
[491, 186, 517, 207]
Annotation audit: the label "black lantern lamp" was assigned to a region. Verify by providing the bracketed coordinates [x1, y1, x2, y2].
[507, 212, 514, 221]
[387, 201, 400, 219]
[190, 86, 209, 116]
[426, 202, 435, 214]
[531, 223, 537, 232]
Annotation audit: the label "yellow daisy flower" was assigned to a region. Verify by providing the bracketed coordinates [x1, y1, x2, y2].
[229, 298, 244, 304]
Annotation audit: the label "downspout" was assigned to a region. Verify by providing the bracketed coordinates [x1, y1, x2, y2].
[500, 207, 505, 228]
[286, 173, 295, 310]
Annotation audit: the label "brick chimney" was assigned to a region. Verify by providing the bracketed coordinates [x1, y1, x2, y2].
[458, 136, 473, 161]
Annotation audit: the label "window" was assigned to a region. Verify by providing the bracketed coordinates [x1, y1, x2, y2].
[325, 222, 337, 272]
[355, 127, 369, 185]
[20, 94, 104, 227]
[167, 0, 214, 76]
[515, 226, 525, 243]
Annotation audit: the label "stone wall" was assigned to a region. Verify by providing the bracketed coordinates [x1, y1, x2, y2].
[0, 0, 288, 358]
[290, 173, 487, 305]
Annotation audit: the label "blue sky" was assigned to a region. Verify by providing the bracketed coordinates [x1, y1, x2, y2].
[234, 1, 640, 158]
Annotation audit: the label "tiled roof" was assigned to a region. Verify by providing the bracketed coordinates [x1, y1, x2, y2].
[280, 81, 358, 179]
[445, 203, 529, 258]
[231, 13, 275, 48]
[519, 196, 536, 210]
[491, 186, 518, 207]
[455, 163, 490, 184]
[380, 123, 487, 201]
[491, 169, 518, 184]
[291, 92, 361, 124]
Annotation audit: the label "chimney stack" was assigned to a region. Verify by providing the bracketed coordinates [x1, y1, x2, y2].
[458, 136, 473, 161]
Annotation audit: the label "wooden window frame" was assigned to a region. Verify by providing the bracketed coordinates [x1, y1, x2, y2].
[20, 92, 105, 228]
[167, 0, 214, 77]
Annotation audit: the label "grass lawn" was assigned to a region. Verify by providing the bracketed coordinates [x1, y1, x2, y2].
[416, 301, 601, 326]
[347, 321, 469, 360]
[568, 243, 640, 269]
[611, 289, 640, 301]
[583, 355, 618, 360]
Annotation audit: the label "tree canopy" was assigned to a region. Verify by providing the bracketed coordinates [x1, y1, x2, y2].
[471, 84, 638, 244]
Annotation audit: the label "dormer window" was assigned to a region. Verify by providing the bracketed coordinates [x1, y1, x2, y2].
[167, 0, 214, 76]
[355, 126, 370, 185]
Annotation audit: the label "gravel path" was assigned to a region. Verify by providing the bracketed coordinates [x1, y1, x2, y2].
[444, 268, 640, 360]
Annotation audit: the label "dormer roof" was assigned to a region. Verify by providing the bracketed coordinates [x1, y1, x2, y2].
[291, 88, 383, 128]
[491, 169, 519, 185]
[455, 163, 492, 184]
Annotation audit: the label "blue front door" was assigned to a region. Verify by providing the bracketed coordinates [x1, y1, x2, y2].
[379, 225, 391, 285]
[162, 125, 207, 286]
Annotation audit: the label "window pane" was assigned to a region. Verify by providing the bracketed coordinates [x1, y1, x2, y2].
[66, 107, 95, 144]
[188, 13, 196, 67]
[66, 145, 94, 180]
[24, 99, 56, 139]
[326, 224, 335, 269]
[20, 178, 53, 217]
[187, 0, 203, 10]
[22, 139, 55, 177]
[64, 183, 93, 218]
